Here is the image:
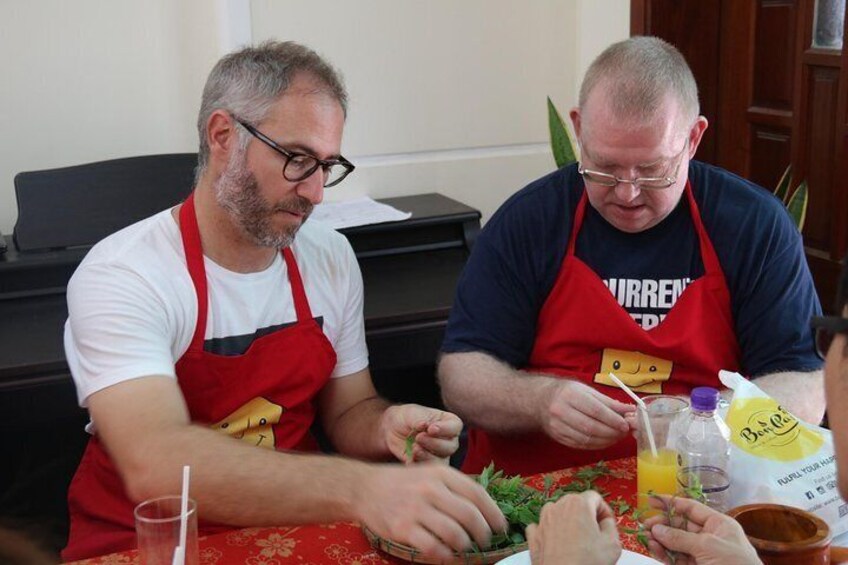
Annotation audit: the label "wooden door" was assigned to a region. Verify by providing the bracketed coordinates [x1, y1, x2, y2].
[632, 0, 847, 311]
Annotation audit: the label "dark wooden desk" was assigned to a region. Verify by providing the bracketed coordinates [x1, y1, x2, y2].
[0, 193, 480, 551]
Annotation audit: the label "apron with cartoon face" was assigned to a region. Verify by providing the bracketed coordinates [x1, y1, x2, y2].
[63, 193, 337, 560]
[462, 182, 741, 475]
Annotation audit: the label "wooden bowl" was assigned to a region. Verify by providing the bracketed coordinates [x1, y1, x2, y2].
[727, 503, 831, 565]
[362, 526, 528, 565]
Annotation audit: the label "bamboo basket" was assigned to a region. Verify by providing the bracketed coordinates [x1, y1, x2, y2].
[363, 526, 528, 565]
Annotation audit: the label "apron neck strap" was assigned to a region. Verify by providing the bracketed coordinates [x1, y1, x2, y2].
[682, 180, 724, 277]
[567, 189, 589, 257]
[178, 193, 209, 352]
[282, 247, 313, 322]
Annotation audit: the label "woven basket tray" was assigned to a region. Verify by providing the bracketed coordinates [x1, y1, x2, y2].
[363, 526, 528, 565]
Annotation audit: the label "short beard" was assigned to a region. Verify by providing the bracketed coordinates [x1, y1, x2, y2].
[214, 143, 313, 249]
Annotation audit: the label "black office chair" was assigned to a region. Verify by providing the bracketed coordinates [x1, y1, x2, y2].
[3, 153, 197, 553]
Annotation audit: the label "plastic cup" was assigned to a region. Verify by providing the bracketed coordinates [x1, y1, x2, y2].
[134, 495, 199, 565]
[635, 395, 689, 513]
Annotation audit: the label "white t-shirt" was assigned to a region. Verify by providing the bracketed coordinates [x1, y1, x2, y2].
[64, 208, 369, 407]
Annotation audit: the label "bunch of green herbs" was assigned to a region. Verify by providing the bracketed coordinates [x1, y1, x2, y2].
[473, 461, 612, 551]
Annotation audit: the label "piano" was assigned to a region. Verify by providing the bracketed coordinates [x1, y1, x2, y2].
[0, 172, 480, 550]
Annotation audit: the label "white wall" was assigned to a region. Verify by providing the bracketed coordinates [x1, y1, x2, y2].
[0, 0, 629, 235]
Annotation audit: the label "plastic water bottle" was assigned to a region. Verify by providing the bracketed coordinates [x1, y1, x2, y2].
[677, 387, 731, 511]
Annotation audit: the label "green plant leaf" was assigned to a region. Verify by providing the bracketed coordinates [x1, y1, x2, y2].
[479, 463, 494, 490]
[774, 165, 793, 204]
[404, 433, 415, 461]
[681, 472, 706, 503]
[786, 180, 808, 232]
[469, 462, 614, 551]
[547, 96, 578, 169]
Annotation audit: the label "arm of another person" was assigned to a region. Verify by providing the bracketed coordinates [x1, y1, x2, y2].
[89, 373, 505, 559]
[439, 352, 632, 450]
[317, 367, 466, 463]
[314, 237, 469, 464]
[744, 369, 824, 424]
[729, 205, 825, 425]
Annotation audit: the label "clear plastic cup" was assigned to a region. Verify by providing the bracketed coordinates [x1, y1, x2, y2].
[635, 395, 689, 512]
[134, 495, 199, 565]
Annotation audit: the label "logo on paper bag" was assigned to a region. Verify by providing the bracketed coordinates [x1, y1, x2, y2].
[594, 349, 673, 393]
[725, 397, 823, 461]
[211, 397, 285, 449]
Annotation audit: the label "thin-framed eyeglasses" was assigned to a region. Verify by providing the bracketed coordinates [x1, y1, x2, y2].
[577, 142, 689, 190]
[236, 119, 355, 188]
[810, 315, 848, 358]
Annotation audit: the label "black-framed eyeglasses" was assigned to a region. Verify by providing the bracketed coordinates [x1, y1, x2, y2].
[810, 316, 848, 358]
[577, 142, 689, 190]
[236, 120, 355, 188]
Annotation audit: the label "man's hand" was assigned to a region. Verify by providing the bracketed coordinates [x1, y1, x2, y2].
[643, 496, 761, 565]
[526, 491, 621, 565]
[355, 464, 507, 561]
[381, 404, 463, 463]
[542, 380, 635, 450]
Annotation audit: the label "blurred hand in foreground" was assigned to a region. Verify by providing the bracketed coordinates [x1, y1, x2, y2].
[643, 495, 761, 565]
[526, 491, 621, 565]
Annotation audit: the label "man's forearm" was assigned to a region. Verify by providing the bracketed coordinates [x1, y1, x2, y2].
[124, 423, 372, 527]
[327, 395, 394, 459]
[437, 351, 557, 433]
[751, 369, 825, 424]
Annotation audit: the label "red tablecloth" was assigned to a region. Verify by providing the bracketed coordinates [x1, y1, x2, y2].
[71, 457, 646, 564]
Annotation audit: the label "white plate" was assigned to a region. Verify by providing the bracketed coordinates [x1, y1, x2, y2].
[496, 548, 661, 565]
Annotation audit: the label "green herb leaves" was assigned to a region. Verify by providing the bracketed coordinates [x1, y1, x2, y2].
[475, 461, 612, 550]
[404, 433, 415, 461]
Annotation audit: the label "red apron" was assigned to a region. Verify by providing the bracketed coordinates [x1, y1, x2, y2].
[63, 193, 337, 560]
[462, 182, 742, 475]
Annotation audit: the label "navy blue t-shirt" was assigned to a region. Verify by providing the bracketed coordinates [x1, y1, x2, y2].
[441, 161, 822, 377]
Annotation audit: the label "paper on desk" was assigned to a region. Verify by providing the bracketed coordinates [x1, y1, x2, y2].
[310, 197, 411, 230]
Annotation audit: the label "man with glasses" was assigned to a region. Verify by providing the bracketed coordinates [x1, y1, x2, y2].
[438, 36, 825, 475]
[62, 42, 505, 561]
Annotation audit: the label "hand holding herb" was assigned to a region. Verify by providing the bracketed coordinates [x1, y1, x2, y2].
[542, 380, 636, 450]
[382, 404, 463, 463]
[642, 496, 760, 565]
[357, 464, 507, 561]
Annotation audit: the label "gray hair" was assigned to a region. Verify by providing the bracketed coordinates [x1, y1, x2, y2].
[579, 36, 699, 129]
[195, 40, 347, 180]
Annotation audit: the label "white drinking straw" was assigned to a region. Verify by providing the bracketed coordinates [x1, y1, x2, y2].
[608, 372, 658, 459]
[172, 465, 190, 565]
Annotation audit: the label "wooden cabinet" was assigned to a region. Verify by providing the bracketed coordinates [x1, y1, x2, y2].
[632, 0, 847, 311]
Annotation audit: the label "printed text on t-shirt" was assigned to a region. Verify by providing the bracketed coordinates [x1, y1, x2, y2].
[602, 277, 692, 330]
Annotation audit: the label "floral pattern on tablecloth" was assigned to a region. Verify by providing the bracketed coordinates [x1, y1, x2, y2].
[70, 457, 648, 564]
[199, 546, 223, 564]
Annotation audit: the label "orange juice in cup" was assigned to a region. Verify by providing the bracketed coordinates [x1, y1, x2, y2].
[637, 447, 680, 511]
[634, 395, 689, 513]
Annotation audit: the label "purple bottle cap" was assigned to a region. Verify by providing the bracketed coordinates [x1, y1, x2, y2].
[691, 387, 719, 411]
